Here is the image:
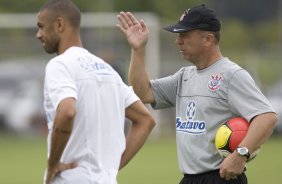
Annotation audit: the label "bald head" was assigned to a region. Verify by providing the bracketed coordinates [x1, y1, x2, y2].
[39, 0, 81, 29]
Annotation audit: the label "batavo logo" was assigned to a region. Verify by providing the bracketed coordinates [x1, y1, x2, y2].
[78, 57, 112, 75]
[176, 101, 206, 135]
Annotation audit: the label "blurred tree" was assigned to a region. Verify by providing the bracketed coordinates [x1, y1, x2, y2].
[0, 0, 108, 13]
[115, 0, 202, 20]
[220, 19, 252, 50]
[215, 0, 279, 23]
[153, 0, 203, 20]
[0, 0, 45, 12]
[0, 0, 280, 87]
[0, 0, 279, 24]
[252, 20, 280, 47]
[115, 0, 153, 12]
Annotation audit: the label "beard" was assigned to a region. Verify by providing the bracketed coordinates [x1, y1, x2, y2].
[43, 32, 60, 54]
[43, 36, 60, 54]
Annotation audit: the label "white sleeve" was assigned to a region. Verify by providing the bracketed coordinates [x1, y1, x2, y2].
[122, 84, 139, 108]
[45, 60, 77, 110]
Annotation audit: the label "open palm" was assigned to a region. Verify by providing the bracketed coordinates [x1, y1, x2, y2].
[117, 12, 149, 49]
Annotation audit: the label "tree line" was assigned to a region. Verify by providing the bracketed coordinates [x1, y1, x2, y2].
[0, 0, 279, 23]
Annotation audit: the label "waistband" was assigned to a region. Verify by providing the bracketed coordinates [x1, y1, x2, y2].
[184, 169, 220, 177]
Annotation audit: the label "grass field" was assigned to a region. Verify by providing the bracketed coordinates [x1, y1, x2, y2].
[0, 134, 281, 184]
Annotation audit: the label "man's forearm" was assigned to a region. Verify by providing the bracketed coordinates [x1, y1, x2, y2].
[239, 112, 277, 153]
[48, 99, 76, 170]
[129, 48, 153, 103]
[48, 126, 72, 170]
[119, 120, 154, 170]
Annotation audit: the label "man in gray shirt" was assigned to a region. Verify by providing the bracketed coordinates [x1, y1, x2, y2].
[117, 4, 277, 184]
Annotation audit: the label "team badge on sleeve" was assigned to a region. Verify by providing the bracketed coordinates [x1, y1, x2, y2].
[208, 74, 223, 91]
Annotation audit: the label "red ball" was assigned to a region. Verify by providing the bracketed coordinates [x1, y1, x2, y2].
[215, 117, 260, 161]
[225, 117, 249, 152]
[215, 117, 249, 158]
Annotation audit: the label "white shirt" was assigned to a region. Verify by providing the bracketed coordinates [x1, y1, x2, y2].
[44, 47, 139, 184]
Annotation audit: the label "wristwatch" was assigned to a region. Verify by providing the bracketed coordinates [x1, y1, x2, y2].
[236, 147, 250, 160]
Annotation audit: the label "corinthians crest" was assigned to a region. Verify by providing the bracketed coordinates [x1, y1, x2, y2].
[208, 74, 223, 91]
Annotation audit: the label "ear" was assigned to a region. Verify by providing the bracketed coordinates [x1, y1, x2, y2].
[56, 17, 65, 33]
[204, 33, 214, 47]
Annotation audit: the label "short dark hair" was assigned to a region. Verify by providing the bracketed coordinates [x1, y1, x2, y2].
[212, 31, 221, 43]
[200, 30, 221, 44]
[39, 0, 81, 28]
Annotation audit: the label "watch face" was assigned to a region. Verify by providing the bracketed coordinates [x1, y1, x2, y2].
[237, 147, 250, 159]
[239, 148, 247, 154]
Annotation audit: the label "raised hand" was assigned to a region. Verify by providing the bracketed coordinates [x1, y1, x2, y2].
[117, 12, 149, 49]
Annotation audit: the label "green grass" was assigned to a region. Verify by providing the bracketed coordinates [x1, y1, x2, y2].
[246, 136, 282, 183]
[0, 135, 47, 184]
[0, 135, 281, 184]
[118, 136, 282, 184]
[118, 138, 181, 183]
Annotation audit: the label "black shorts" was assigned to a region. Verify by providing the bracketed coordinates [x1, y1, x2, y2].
[179, 170, 247, 184]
